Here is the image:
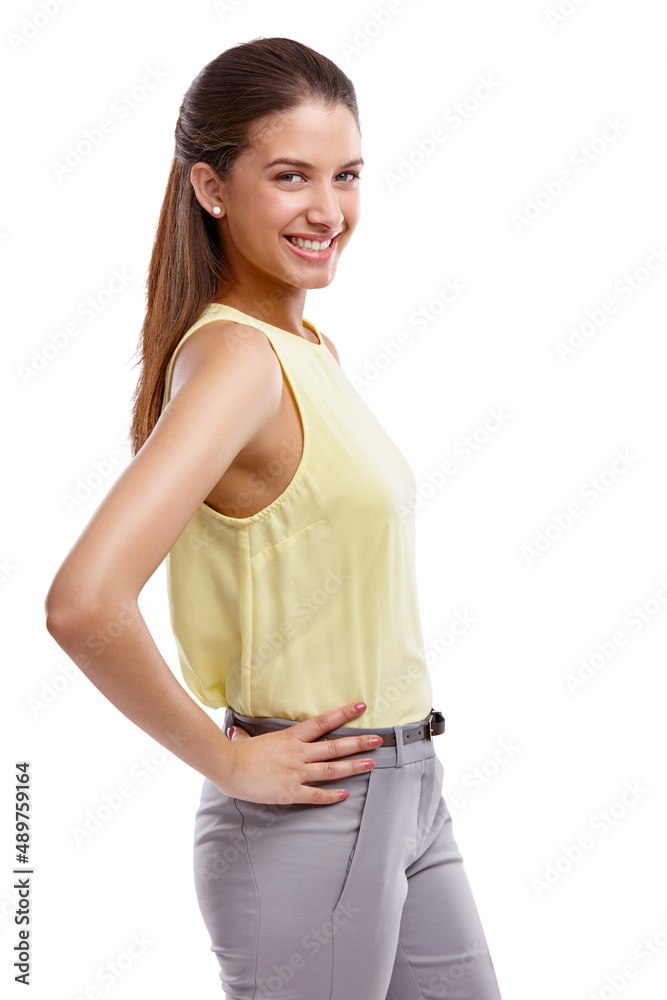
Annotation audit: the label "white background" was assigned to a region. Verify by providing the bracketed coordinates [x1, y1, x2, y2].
[2, 1, 667, 998]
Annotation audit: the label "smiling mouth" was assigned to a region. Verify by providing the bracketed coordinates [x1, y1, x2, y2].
[282, 232, 340, 260]
[285, 233, 337, 250]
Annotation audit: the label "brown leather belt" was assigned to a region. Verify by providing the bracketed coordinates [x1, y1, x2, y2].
[229, 708, 445, 747]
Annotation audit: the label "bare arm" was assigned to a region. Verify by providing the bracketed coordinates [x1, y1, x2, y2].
[45, 321, 381, 804]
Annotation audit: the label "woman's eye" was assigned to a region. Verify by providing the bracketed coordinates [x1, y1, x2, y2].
[275, 171, 361, 183]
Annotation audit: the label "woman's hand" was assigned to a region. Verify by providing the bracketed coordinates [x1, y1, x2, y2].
[219, 701, 383, 805]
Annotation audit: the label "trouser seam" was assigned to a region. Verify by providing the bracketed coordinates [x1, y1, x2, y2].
[233, 798, 261, 1000]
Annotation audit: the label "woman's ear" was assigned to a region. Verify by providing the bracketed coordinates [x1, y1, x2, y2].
[190, 161, 226, 218]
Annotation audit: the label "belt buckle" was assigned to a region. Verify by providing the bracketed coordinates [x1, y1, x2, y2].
[425, 708, 446, 740]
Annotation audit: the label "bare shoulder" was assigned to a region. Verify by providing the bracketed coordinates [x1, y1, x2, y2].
[169, 320, 283, 414]
[320, 331, 341, 365]
[170, 318, 282, 398]
[163, 318, 285, 461]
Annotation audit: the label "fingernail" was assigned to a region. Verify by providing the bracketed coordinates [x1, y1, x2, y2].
[353, 702, 366, 711]
[369, 736, 383, 745]
[227, 727, 235, 739]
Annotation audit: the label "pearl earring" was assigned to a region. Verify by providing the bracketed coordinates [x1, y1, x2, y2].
[212, 206, 221, 215]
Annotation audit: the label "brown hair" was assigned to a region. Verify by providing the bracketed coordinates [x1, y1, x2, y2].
[128, 36, 359, 456]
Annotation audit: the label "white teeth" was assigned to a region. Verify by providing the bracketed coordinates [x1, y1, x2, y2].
[288, 236, 332, 250]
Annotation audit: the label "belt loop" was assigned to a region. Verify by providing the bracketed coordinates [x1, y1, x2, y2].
[393, 725, 405, 767]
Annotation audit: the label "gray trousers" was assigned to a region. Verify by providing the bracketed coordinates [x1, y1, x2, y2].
[193, 708, 503, 1000]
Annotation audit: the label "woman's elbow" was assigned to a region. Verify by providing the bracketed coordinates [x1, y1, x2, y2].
[44, 576, 104, 643]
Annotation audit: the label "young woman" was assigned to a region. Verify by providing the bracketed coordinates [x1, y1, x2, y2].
[45, 37, 503, 1000]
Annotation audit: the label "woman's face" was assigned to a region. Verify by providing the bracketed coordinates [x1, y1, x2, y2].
[213, 101, 363, 294]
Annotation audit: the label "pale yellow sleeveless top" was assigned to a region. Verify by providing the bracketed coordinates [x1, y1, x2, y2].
[159, 302, 433, 728]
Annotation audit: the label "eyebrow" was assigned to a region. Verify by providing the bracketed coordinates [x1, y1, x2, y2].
[264, 157, 365, 171]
